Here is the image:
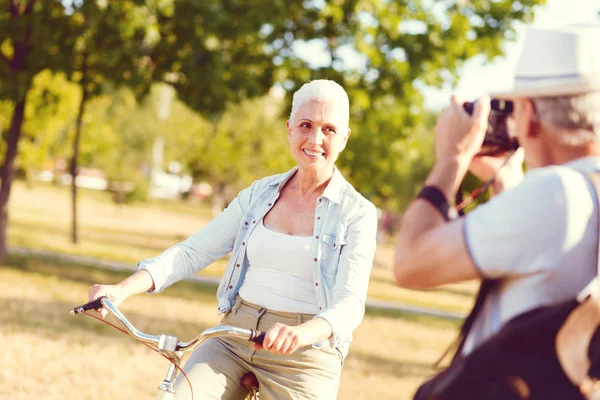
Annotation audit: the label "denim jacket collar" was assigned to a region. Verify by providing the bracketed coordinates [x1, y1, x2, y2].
[271, 166, 346, 205]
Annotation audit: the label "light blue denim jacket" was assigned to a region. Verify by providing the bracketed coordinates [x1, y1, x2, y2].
[137, 167, 378, 358]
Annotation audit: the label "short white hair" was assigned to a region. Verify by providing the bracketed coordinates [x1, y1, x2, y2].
[289, 79, 350, 127]
[534, 92, 600, 146]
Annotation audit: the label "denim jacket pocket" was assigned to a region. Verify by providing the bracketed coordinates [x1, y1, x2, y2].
[322, 233, 345, 251]
[321, 233, 346, 279]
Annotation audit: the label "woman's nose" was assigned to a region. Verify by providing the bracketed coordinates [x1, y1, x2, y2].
[308, 128, 325, 145]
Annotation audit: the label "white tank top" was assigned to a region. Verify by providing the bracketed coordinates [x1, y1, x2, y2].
[238, 219, 320, 314]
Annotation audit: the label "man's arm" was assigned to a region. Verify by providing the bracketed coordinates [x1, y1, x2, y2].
[394, 95, 491, 289]
[394, 158, 479, 289]
[394, 151, 526, 289]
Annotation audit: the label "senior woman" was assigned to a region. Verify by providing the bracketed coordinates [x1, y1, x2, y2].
[88, 79, 378, 400]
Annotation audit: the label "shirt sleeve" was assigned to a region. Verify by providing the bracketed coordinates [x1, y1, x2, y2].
[315, 200, 378, 346]
[464, 166, 595, 278]
[137, 184, 254, 293]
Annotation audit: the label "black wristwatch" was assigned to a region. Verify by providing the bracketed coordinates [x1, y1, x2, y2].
[416, 186, 456, 222]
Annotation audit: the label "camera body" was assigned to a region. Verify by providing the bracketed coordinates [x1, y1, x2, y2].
[463, 99, 519, 155]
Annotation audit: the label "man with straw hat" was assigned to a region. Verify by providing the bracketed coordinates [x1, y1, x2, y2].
[394, 24, 600, 398]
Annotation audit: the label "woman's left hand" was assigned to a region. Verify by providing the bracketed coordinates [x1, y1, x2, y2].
[253, 323, 307, 354]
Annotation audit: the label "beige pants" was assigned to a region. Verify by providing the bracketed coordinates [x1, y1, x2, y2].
[174, 297, 343, 400]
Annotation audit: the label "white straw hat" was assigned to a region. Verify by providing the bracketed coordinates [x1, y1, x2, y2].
[493, 25, 600, 99]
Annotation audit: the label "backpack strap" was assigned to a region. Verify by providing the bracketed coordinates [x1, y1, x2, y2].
[577, 171, 600, 302]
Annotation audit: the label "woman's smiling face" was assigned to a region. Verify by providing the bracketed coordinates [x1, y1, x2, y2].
[287, 100, 350, 173]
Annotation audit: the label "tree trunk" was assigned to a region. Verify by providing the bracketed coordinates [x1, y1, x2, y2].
[0, 97, 27, 261]
[70, 79, 88, 244]
[211, 181, 227, 216]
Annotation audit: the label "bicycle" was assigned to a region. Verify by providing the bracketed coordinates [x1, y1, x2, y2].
[70, 297, 265, 400]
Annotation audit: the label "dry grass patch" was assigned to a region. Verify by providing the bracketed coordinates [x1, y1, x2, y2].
[1, 257, 458, 400]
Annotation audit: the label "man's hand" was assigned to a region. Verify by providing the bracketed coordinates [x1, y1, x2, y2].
[469, 147, 525, 194]
[434, 95, 491, 165]
[253, 323, 308, 354]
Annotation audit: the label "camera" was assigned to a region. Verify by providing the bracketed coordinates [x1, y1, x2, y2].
[463, 99, 519, 156]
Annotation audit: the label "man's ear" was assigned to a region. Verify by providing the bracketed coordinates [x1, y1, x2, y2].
[521, 98, 540, 139]
[286, 120, 291, 142]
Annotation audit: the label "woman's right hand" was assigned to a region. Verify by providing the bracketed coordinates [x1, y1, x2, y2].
[88, 284, 128, 318]
[87, 270, 155, 317]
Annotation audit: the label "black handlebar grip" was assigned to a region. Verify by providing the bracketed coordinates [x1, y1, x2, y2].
[249, 330, 266, 345]
[70, 296, 107, 315]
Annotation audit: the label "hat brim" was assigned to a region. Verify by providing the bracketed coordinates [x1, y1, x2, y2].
[491, 77, 600, 99]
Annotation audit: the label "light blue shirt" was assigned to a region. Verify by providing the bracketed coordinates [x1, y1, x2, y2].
[137, 167, 378, 358]
[463, 156, 600, 354]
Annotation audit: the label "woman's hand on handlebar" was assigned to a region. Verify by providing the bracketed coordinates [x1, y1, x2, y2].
[88, 284, 128, 318]
[87, 270, 156, 318]
[252, 318, 333, 355]
[252, 322, 307, 355]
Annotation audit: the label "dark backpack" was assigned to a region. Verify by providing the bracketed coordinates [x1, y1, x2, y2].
[413, 172, 600, 400]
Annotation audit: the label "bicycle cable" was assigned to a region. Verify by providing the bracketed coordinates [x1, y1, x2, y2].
[82, 310, 195, 400]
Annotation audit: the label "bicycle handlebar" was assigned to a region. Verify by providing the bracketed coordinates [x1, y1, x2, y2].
[70, 297, 266, 354]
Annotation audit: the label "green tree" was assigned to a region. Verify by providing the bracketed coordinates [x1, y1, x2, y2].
[78, 83, 211, 203]
[340, 104, 437, 211]
[0, 0, 305, 258]
[65, 0, 162, 243]
[192, 93, 295, 213]
[0, 0, 546, 261]
[0, 0, 76, 260]
[18, 70, 80, 183]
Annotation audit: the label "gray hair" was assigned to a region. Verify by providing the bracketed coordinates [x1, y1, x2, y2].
[533, 92, 600, 146]
[290, 79, 350, 127]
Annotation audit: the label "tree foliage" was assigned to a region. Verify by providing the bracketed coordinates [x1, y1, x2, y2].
[0, 0, 547, 258]
[192, 93, 295, 203]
